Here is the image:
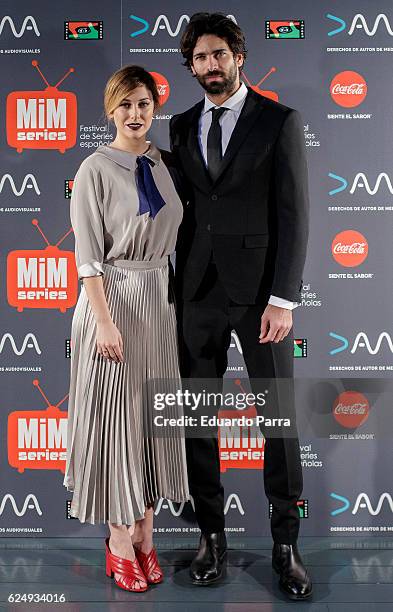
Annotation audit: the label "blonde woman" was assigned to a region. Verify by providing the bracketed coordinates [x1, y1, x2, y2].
[63, 65, 189, 592]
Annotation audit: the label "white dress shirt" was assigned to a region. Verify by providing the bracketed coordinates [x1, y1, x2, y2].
[198, 82, 299, 310]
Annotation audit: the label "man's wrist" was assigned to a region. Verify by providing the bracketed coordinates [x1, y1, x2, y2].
[269, 295, 299, 310]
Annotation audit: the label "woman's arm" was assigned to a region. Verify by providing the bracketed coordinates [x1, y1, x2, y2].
[71, 159, 123, 362]
[82, 276, 124, 363]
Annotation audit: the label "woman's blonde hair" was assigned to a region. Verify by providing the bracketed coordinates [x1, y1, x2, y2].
[104, 65, 160, 119]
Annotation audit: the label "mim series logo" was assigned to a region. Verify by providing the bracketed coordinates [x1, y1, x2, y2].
[7, 218, 78, 312]
[329, 331, 393, 355]
[331, 492, 393, 516]
[6, 60, 77, 154]
[129, 13, 237, 38]
[327, 13, 393, 37]
[7, 379, 68, 472]
[329, 172, 393, 196]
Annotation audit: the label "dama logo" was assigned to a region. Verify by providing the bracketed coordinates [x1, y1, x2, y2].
[129, 14, 237, 38]
[330, 71, 367, 108]
[0, 493, 42, 517]
[242, 67, 279, 101]
[154, 493, 245, 516]
[327, 13, 393, 37]
[8, 379, 68, 473]
[150, 72, 170, 105]
[0, 15, 40, 38]
[333, 391, 370, 428]
[7, 218, 78, 312]
[230, 331, 243, 355]
[328, 171, 393, 196]
[331, 230, 368, 267]
[329, 331, 393, 355]
[6, 60, 77, 153]
[0, 332, 41, 356]
[331, 492, 393, 516]
[0, 173, 40, 196]
[218, 381, 264, 472]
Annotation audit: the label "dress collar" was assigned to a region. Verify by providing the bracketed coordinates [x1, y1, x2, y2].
[95, 141, 161, 170]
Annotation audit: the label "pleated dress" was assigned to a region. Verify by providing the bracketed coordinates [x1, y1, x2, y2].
[63, 143, 190, 525]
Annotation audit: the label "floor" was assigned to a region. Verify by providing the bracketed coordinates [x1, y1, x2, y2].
[1, 536, 392, 611]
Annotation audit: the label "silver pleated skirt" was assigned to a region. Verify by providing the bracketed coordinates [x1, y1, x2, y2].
[63, 259, 190, 525]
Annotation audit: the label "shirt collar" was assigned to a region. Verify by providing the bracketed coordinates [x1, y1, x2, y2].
[95, 141, 161, 170]
[202, 81, 248, 115]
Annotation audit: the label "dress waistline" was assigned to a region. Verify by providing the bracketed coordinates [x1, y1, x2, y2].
[105, 256, 169, 270]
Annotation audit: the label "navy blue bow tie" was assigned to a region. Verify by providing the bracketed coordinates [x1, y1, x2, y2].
[135, 155, 166, 219]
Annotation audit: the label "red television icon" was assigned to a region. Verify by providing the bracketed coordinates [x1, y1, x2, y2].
[6, 60, 77, 153]
[7, 218, 78, 313]
[218, 380, 265, 472]
[242, 67, 279, 101]
[8, 379, 68, 474]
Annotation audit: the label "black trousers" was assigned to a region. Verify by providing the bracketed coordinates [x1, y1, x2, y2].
[177, 262, 303, 544]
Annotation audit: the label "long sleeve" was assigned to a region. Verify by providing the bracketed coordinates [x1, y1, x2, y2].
[70, 159, 104, 280]
[271, 109, 309, 302]
[269, 295, 299, 310]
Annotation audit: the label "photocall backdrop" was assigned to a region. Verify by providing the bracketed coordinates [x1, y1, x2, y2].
[1, 0, 393, 540]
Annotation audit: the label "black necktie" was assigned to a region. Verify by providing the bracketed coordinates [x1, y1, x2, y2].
[207, 107, 227, 181]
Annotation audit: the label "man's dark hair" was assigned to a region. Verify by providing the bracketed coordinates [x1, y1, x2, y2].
[180, 12, 247, 72]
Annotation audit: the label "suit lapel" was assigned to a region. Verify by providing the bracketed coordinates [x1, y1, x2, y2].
[212, 88, 265, 185]
[186, 100, 212, 187]
[185, 88, 266, 188]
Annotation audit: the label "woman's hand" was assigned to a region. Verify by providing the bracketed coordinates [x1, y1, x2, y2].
[96, 319, 124, 362]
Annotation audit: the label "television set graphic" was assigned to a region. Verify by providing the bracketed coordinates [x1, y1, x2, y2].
[7, 218, 78, 313]
[242, 67, 279, 101]
[218, 379, 265, 472]
[8, 379, 68, 474]
[6, 60, 77, 153]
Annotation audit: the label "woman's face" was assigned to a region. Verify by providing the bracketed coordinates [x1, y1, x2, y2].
[110, 85, 155, 143]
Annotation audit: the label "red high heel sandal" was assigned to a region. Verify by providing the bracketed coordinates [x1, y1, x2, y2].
[134, 546, 164, 584]
[105, 537, 148, 592]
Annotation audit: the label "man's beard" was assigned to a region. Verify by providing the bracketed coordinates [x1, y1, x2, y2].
[195, 61, 238, 94]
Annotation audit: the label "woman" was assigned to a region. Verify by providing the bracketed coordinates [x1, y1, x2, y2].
[63, 65, 189, 592]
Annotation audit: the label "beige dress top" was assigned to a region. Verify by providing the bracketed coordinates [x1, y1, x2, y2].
[72, 143, 183, 278]
[63, 143, 190, 525]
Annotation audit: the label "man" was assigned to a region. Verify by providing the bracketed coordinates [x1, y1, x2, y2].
[169, 13, 311, 600]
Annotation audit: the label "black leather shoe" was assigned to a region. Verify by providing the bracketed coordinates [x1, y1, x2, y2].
[272, 543, 312, 600]
[190, 531, 227, 585]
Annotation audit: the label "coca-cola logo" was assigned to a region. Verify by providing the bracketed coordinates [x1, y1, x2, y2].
[331, 230, 368, 267]
[333, 242, 366, 254]
[330, 70, 367, 108]
[331, 83, 365, 95]
[149, 71, 170, 105]
[333, 391, 370, 428]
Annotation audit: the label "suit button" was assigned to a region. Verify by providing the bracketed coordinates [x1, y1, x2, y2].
[207, 224, 211, 231]
[211, 194, 218, 201]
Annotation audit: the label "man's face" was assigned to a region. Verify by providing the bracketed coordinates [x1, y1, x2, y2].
[190, 34, 243, 95]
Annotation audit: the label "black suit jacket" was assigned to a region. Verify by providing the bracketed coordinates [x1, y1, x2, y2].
[169, 86, 309, 304]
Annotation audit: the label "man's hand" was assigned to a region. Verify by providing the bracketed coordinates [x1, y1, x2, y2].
[259, 304, 293, 344]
